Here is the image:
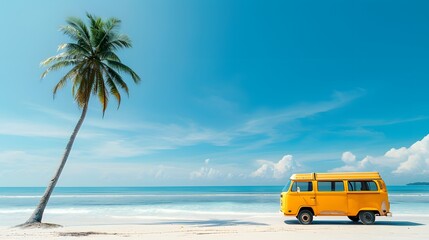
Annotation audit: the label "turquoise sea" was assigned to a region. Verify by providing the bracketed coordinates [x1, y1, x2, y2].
[0, 185, 428, 225]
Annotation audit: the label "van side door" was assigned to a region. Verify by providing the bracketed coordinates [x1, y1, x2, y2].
[290, 181, 316, 210]
[346, 180, 380, 216]
[315, 180, 347, 215]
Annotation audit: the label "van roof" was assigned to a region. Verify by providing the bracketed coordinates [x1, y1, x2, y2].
[290, 172, 382, 181]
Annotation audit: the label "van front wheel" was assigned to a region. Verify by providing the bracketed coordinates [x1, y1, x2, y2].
[298, 210, 313, 225]
[359, 211, 375, 225]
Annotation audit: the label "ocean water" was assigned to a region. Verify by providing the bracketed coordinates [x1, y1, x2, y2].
[0, 185, 427, 225]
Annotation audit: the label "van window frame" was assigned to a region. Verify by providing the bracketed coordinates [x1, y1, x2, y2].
[316, 181, 345, 192]
[347, 180, 379, 192]
[291, 181, 314, 192]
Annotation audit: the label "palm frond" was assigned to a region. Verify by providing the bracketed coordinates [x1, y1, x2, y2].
[106, 60, 140, 83]
[94, 18, 122, 54]
[106, 77, 121, 108]
[41, 60, 80, 79]
[87, 14, 105, 48]
[75, 69, 94, 107]
[99, 51, 121, 62]
[58, 43, 91, 56]
[53, 62, 85, 97]
[105, 34, 132, 51]
[65, 16, 92, 50]
[95, 69, 108, 116]
[40, 52, 79, 67]
[59, 25, 82, 42]
[101, 63, 129, 95]
[104, 17, 121, 32]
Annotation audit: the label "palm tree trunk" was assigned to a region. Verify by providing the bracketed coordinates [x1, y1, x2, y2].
[25, 103, 89, 224]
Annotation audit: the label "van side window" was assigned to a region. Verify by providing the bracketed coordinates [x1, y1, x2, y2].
[317, 181, 344, 191]
[348, 181, 378, 191]
[291, 181, 313, 192]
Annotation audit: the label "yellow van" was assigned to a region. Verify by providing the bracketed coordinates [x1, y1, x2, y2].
[280, 172, 391, 224]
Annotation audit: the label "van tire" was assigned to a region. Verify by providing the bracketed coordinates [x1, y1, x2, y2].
[359, 211, 375, 225]
[348, 216, 359, 222]
[298, 209, 313, 225]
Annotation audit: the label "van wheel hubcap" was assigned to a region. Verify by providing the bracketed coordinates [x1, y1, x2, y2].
[302, 215, 309, 222]
[364, 213, 372, 221]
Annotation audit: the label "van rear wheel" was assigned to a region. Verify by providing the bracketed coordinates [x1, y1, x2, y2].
[359, 211, 375, 225]
[298, 209, 313, 225]
[348, 216, 359, 222]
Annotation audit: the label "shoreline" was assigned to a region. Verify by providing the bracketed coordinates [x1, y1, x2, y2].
[1, 215, 427, 240]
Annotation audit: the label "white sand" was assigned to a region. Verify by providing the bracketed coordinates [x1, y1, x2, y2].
[0, 214, 427, 239]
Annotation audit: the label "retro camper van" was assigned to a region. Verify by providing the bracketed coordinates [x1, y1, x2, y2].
[280, 172, 391, 224]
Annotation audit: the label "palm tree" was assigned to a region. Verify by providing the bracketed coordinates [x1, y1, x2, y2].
[23, 14, 140, 226]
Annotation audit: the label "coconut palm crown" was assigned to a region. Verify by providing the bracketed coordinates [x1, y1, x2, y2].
[23, 14, 140, 226]
[41, 13, 140, 114]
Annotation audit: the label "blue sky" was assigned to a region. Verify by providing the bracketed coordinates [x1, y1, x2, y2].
[1, 0, 429, 186]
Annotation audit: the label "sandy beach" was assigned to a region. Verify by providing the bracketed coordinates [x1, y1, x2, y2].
[2, 186, 427, 239]
[0, 214, 427, 240]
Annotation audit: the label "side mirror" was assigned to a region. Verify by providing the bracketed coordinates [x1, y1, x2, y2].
[297, 187, 301, 193]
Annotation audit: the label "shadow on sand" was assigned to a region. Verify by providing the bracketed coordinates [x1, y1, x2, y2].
[284, 219, 424, 226]
[148, 219, 269, 227]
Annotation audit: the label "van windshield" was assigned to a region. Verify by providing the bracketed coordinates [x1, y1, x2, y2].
[282, 180, 292, 192]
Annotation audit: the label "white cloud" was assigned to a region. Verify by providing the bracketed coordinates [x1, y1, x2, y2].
[154, 166, 166, 179]
[20, 90, 363, 156]
[190, 159, 222, 179]
[149, 165, 179, 180]
[391, 135, 429, 174]
[240, 90, 364, 136]
[0, 149, 62, 186]
[0, 150, 51, 164]
[331, 134, 429, 175]
[331, 151, 368, 172]
[0, 119, 103, 139]
[331, 155, 371, 172]
[90, 140, 150, 159]
[190, 167, 221, 179]
[251, 155, 295, 179]
[347, 117, 428, 128]
[27, 103, 78, 122]
[0, 120, 70, 138]
[57, 162, 189, 186]
[341, 151, 356, 164]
